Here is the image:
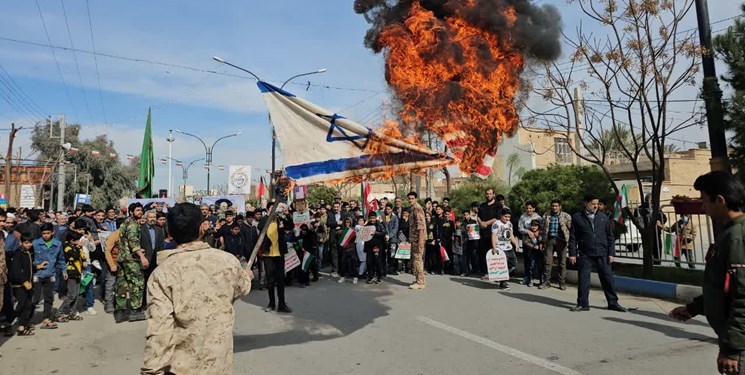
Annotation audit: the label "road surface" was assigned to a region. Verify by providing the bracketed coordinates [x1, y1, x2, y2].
[0, 273, 718, 374]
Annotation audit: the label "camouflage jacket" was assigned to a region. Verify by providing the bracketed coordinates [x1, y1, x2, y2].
[118, 217, 142, 263]
[142, 241, 251, 375]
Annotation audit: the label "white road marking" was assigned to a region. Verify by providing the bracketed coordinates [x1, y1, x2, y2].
[417, 316, 584, 375]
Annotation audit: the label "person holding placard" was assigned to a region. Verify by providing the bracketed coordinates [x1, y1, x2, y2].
[491, 209, 519, 290]
[463, 208, 480, 275]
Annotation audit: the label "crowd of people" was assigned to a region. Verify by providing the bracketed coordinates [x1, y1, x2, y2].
[0, 186, 626, 337]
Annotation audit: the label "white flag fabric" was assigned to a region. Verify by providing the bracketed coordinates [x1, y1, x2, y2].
[258, 81, 454, 185]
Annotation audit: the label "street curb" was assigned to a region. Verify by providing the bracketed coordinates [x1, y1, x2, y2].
[562, 270, 700, 303]
[515, 257, 701, 303]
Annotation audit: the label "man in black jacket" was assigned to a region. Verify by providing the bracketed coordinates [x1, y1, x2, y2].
[568, 194, 628, 312]
[326, 202, 344, 276]
[140, 210, 164, 306]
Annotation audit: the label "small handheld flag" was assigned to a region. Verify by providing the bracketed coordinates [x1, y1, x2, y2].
[301, 250, 315, 272]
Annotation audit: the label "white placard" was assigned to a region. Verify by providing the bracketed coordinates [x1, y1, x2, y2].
[19, 185, 36, 208]
[228, 165, 252, 195]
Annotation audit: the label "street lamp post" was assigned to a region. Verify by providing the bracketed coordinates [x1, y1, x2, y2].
[211, 56, 326, 197]
[165, 157, 205, 200]
[174, 130, 240, 193]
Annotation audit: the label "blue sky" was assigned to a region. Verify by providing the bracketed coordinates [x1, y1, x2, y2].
[0, 1, 741, 194]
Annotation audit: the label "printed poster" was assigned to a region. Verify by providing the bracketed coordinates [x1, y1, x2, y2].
[486, 249, 509, 281]
[467, 223, 480, 240]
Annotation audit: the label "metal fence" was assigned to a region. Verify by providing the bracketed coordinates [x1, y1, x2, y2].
[614, 202, 713, 270]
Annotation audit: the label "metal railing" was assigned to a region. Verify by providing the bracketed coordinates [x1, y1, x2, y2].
[613, 202, 713, 270]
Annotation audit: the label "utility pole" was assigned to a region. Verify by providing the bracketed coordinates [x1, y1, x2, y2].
[695, 0, 730, 173]
[573, 87, 585, 166]
[56, 116, 66, 211]
[5, 123, 21, 205]
[167, 130, 174, 197]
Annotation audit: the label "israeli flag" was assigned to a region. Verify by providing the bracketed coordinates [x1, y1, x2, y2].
[258, 81, 454, 185]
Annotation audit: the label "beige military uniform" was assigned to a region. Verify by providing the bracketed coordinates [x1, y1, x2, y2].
[409, 203, 427, 285]
[141, 241, 251, 375]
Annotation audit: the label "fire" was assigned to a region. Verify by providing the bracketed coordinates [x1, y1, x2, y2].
[376, 1, 524, 175]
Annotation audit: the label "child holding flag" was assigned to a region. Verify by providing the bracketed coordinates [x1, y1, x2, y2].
[337, 218, 359, 285]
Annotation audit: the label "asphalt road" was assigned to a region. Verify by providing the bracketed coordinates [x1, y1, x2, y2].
[0, 273, 720, 374]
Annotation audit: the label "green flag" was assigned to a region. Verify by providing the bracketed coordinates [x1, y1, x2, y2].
[136, 108, 155, 198]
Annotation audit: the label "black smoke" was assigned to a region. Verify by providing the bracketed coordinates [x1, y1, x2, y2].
[353, 0, 562, 62]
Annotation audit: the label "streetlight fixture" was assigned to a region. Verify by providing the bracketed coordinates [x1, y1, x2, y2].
[211, 56, 327, 196]
[174, 130, 241, 193]
[164, 157, 205, 200]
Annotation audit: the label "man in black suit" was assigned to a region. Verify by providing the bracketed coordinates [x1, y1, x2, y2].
[568, 194, 628, 312]
[141, 210, 164, 306]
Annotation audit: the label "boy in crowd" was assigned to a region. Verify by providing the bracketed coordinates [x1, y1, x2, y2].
[221, 223, 244, 259]
[365, 212, 387, 284]
[462, 209, 480, 276]
[32, 222, 65, 328]
[491, 208, 519, 291]
[57, 220, 89, 322]
[8, 235, 36, 336]
[523, 219, 546, 287]
[338, 218, 359, 285]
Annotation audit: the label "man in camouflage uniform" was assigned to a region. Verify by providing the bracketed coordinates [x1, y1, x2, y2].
[114, 202, 147, 323]
[407, 192, 427, 290]
[142, 203, 251, 375]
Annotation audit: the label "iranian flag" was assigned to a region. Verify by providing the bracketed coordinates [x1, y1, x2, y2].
[69, 147, 79, 153]
[159, 158, 167, 165]
[614, 184, 629, 224]
[440, 245, 450, 262]
[218, 165, 225, 171]
[126, 154, 134, 160]
[301, 250, 315, 272]
[175, 161, 183, 167]
[339, 226, 355, 247]
[664, 232, 681, 257]
[91, 150, 100, 156]
[108, 152, 117, 158]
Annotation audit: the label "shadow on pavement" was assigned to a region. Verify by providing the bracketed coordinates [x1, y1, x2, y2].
[603, 317, 715, 342]
[447, 276, 502, 290]
[233, 278, 392, 353]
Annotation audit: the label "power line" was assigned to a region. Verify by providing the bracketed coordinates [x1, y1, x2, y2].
[0, 64, 46, 118]
[0, 34, 385, 95]
[60, 0, 93, 122]
[86, 0, 107, 125]
[34, 0, 78, 120]
[0, 64, 47, 120]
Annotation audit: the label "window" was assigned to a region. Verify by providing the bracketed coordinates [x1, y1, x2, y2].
[554, 137, 572, 164]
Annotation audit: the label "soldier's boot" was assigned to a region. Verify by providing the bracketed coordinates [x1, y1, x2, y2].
[538, 281, 551, 290]
[559, 281, 567, 291]
[104, 302, 115, 314]
[128, 309, 146, 322]
[114, 309, 129, 323]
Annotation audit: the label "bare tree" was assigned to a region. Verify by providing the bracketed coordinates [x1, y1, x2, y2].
[526, 0, 703, 276]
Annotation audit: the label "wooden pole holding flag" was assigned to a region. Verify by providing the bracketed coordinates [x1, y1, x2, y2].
[245, 175, 290, 271]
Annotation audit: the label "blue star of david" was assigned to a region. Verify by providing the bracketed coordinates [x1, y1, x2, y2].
[318, 113, 370, 150]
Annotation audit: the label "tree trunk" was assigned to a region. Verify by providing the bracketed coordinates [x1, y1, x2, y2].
[4, 123, 19, 203]
[441, 167, 451, 195]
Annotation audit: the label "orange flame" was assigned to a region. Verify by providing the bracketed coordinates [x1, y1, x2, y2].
[377, 1, 524, 175]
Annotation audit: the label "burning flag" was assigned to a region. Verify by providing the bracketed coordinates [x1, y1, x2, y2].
[355, 0, 562, 176]
[257, 81, 454, 185]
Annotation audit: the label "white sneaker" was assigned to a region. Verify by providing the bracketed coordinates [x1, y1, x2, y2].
[331, 272, 339, 278]
[352, 277, 358, 285]
[338, 277, 346, 284]
[86, 307, 97, 316]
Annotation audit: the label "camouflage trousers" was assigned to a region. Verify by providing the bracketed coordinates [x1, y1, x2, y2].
[114, 261, 144, 311]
